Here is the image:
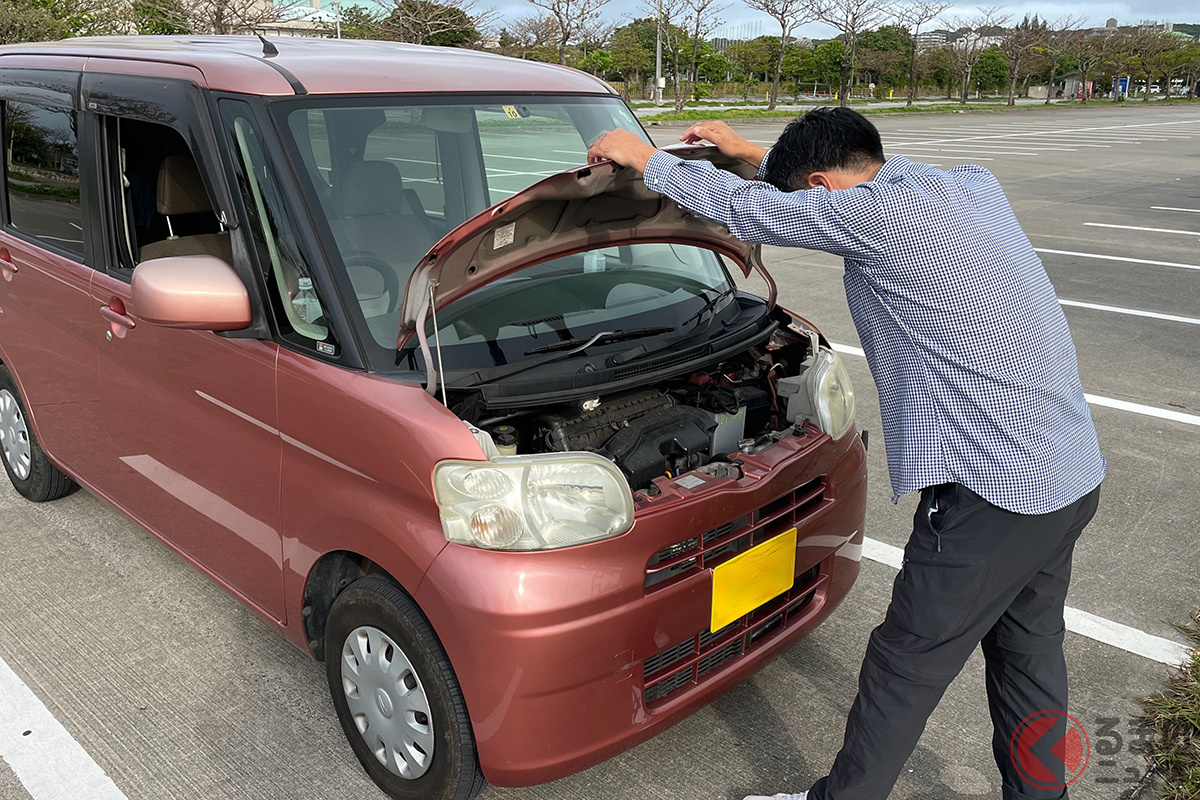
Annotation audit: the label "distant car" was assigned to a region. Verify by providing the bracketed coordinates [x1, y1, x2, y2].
[0, 37, 867, 800]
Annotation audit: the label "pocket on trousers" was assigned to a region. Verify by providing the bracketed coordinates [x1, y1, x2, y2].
[890, 558, 989, 641]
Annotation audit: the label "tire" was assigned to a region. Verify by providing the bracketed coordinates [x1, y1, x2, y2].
[325, 573, 486, 800]
[0, 365, 76, 502]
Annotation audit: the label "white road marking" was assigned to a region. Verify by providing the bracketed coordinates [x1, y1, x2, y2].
[1058, 299, 1200, 325]
[831, 342, 1200, 426]
[1084, 222, 1200, 237]
[857, 538, 1193, 665]
[0, 655, 128, 800]
[1152, 206, 1200, 214]
[890, 146, 1037, 157]
[481, 153, 581, 165]
[1034, 247, 1200, 272]
[896, 152, 993, 161]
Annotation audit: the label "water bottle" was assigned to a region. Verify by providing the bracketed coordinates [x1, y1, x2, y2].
[584, 250, 605, 273]
[294, 276, 322, 324]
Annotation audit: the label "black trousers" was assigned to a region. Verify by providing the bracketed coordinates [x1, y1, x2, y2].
[810, 482, 1101, 800]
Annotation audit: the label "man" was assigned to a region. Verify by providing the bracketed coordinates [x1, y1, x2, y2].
[586, 108, 1105, 800]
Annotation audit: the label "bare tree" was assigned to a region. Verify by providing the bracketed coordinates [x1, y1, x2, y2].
[642, 0, 688, 109]
[807, 0, 895, 107]
[383, 0, 495, 46]
[744, 0, 811, 109]
[1064, 28, 1115, 103]
[894, 0, 953, 106]
[527, 0, 613, 64]
[947, 6, 1008, 104]
[497, 12, 558, 59]
[1039, 15, 1084, 104]
[998, 14, 1046, 106]
[1132, 31, 1178, 103]
[134, 0, 306, 35]
[681, 0, 726, 109]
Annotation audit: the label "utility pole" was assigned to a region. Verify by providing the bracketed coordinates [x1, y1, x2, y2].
[333, 0, 342, 39]
[655, 0, 664, 105]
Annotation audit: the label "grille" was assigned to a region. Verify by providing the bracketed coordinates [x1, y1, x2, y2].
[645, 476, 828, 590]
[641, 563, 824, 707]
[614, 350, 698, 380]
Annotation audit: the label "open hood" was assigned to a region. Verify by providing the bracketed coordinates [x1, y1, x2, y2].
[395, 145, 776, 349]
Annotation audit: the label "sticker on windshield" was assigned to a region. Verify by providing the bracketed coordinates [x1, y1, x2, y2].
[502, 105, 521, 119]
[493, 222, 516, 250]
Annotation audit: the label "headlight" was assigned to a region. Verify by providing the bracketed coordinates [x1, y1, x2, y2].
[810, 348, 856, 440]
[433, 453, 635, 550]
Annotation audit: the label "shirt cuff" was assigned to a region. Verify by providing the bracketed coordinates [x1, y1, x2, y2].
[756, 147, 772, 179]
[642, 149, 684, 191]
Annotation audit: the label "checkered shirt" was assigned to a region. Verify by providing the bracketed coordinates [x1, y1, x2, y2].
[642, 149, 1105, 515]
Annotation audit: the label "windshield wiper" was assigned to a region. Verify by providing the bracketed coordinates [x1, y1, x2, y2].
[524, 326, 675, 356]
[681, 287, 736, 329]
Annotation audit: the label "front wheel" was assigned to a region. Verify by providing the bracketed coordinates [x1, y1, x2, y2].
[0, 365, 75, 502]
[325, 574, 485, 800]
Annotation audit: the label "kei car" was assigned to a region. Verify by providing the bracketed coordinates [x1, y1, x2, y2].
[0, 36, 867, 800]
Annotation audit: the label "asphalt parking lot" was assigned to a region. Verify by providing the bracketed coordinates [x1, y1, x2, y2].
[2, 104, 1198, 800]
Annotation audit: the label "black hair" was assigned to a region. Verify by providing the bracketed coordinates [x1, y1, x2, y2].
[762, 107, 885, 192]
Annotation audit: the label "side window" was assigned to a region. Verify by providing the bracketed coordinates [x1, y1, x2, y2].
[225, 103, 333, 348]
[100, 116, 229, 271]
[2, 101, 85, 258]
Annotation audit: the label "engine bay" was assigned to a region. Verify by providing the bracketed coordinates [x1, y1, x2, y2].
[450, 321, 827, 493]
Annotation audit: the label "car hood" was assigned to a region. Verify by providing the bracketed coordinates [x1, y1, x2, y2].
[395, 145, 776, 348]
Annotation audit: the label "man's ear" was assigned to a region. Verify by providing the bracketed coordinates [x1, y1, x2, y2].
[806, 171, 833, 190]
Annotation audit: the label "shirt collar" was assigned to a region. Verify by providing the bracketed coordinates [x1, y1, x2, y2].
[871, 155, 911, 185]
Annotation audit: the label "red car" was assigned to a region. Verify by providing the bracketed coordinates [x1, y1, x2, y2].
[0, 37, 866, 800]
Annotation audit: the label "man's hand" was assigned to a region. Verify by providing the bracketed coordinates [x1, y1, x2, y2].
[679, 121, 767, 167]
[587, 129, 659, 172]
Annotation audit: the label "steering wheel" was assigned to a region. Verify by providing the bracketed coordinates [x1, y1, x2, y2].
[342, 252, 402, 314]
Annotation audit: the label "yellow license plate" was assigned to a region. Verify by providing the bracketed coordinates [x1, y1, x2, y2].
[710, 528, 797, 632]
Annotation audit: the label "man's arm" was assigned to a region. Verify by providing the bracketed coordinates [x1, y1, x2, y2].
[586, 128, 881, 260]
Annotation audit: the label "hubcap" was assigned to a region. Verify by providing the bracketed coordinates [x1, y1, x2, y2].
[0, 389, 32, 481]
[341, 626, 435, 780]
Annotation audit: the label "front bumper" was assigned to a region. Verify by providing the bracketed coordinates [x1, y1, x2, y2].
[415, 425, 867, 786]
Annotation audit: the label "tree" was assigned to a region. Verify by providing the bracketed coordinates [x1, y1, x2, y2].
[972, 45, 1006, 91]
[807, 0, 896, 106]
[743, 0, 811, 109]
[610, 26, 653, 99]
[894, 0, 953, 106]
[1065, 28, 1115, 103]
[131, 0, 305, 35]
[498, 13, 560, 61]
[1132, 31, 1179, 104]
[681, 0, 726, 110]
[0, 1, 69, 43]
[947, 7, 1009, 104]
[527, 0, 613, 65]
[134, 0, 190, 35]
[383, 0, 487, 46]
[330, 4, 385, 39]
[1039, 16, 1084, 104]
[998, 14, 1046, 105]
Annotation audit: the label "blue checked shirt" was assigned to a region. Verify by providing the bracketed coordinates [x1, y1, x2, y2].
[642, 150, 1105, 515]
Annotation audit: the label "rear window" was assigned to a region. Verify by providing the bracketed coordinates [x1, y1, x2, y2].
[3, 101, 84, 258]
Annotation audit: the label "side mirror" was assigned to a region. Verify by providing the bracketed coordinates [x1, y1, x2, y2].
[131, 255, 252, 331]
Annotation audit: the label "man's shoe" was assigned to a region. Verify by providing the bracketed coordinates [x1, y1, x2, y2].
[743, 794, 808, 800]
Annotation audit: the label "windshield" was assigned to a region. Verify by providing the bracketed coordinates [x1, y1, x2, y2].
[277, 95, 736, 370]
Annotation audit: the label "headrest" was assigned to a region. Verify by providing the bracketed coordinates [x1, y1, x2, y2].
[156, 155, 214, 216]
[338, 160, 405, 218]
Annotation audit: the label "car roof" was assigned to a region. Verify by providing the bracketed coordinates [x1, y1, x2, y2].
[0, 36, 619, 98]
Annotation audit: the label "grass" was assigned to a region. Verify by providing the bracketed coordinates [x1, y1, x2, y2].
[1138, 611, 1200, 799]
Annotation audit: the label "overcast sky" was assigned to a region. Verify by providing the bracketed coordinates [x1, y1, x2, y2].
[481, 0, 1198, 39]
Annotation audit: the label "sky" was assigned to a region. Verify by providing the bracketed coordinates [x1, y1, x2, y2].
[479, 0, 1200, 39]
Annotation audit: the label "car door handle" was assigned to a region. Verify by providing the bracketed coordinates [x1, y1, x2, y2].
[0, 248, 16, 282]
[100, 305, 136, 339]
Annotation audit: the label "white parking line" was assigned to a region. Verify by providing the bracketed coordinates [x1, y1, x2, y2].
[1152, 206, 1200, 214]
[1034, 248, 1200, 272]
[831, 342, 1200, 427]
[0, 654, 128, 800]
[1058, 299, 1200, 326]
[858, 537, 1192, 665]
[1084, 222, 1200, 237]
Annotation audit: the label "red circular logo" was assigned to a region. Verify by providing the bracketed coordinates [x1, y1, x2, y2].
[1009, 710, 1090, 789]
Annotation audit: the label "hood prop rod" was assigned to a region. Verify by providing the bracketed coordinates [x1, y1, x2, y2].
[416, 282, 448, 405]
